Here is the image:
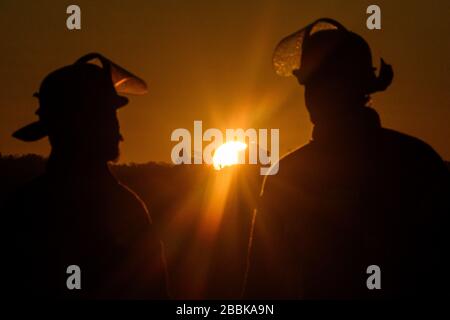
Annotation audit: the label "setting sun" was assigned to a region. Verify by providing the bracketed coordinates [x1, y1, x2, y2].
[212, 141, 247, 170]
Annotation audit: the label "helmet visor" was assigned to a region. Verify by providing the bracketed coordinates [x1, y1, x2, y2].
[272, 18, 344, 77]
[76, 53, 148, 95]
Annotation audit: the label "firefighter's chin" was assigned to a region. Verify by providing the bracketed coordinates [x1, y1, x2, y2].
[104, 143, 120, 163]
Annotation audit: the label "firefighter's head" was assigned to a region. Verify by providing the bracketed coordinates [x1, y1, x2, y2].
[273, 18, 393, 124]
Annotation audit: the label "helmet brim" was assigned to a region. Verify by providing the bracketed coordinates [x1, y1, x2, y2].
[12, 121, 48, 142]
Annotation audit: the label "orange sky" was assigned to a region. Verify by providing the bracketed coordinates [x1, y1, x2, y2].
[1, 0, 449, 162]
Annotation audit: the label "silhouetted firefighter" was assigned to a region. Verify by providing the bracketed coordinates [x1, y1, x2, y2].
[245, 18, 449, 299]
[3, 53, 168, 299]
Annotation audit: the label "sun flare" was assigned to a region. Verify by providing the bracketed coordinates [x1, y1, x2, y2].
[212, 141, 247, 170]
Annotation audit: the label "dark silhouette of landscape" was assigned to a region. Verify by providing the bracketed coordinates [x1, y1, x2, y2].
[0, 153, 262, 299]
[1, 153, 448, 298]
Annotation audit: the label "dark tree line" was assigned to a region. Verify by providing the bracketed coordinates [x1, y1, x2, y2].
[0, 153, 263, 299]
[1, 153, 448, 298]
